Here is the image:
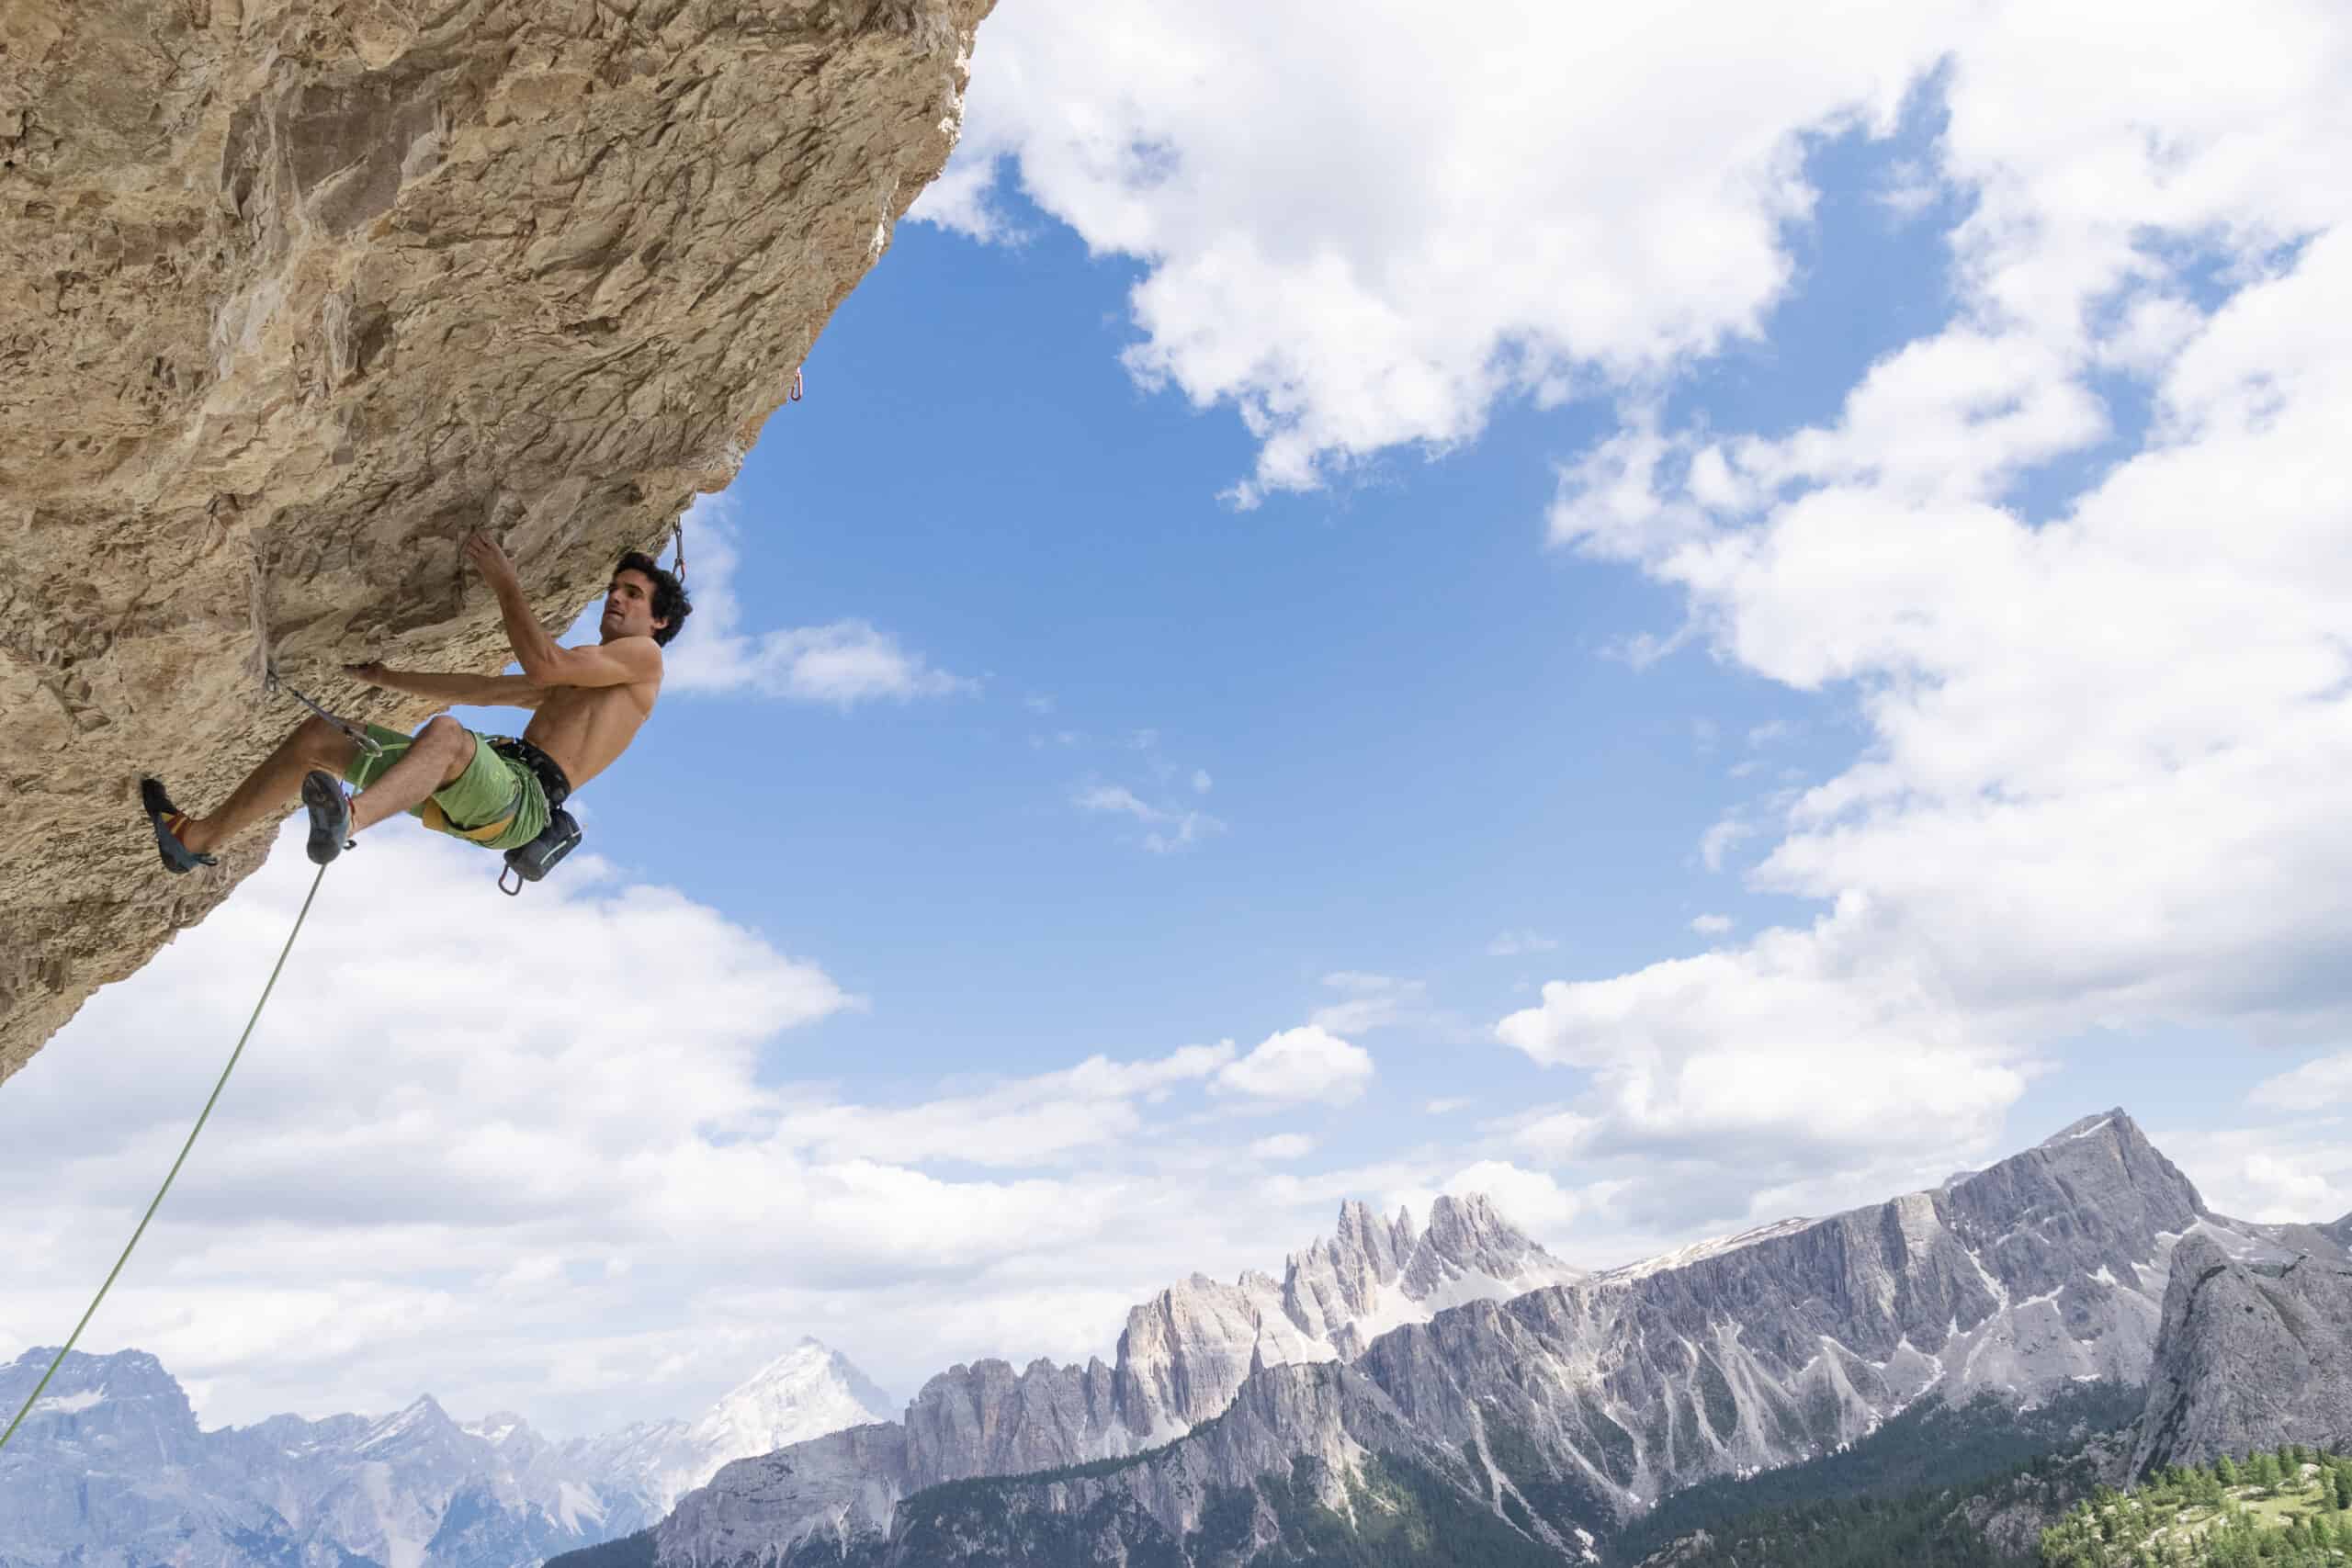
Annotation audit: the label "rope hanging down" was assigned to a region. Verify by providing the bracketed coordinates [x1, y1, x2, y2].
[0, 862, 333, 1455]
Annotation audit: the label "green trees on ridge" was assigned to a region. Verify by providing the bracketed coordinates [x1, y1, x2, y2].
[2041, 1444, 2352, 1567]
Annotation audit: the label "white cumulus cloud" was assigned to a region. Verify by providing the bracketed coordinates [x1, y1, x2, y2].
[916, 1, 1989, 501]
[1472, 1, 2352, 1201]
[1212, 1026, 1374, 1107]
[1498, 916, 2029, 1166]
[0, 831, 1362, 1434]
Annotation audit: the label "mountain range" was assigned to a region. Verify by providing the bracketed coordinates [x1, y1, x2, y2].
[0, 1337, 893, 1568]
[0, 1192, 1577, 1568]
[11, 1111, 2346, 1567]
[627, 1110, 2352, 1568]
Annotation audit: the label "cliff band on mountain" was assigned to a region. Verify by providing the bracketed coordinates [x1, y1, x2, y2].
[0, 0, 993, 1084]
[2131, 1230, 2352, 1472]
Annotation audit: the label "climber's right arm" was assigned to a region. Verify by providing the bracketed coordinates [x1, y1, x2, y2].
[345, 664, 546, 709]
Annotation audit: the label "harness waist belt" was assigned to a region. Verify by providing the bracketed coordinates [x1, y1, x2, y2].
[488, 736, 572, 809]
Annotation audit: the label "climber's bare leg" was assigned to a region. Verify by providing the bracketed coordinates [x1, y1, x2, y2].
[179, 716, 356, 856]
[345, 715, 475, 835]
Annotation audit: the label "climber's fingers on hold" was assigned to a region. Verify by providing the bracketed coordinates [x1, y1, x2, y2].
[461, 529, 516, 586]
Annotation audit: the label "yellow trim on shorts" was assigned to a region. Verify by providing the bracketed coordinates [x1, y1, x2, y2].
[420, 799, 518, 844]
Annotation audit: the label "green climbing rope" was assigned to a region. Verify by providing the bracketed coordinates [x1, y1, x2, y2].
[0, 861, 332, 1454]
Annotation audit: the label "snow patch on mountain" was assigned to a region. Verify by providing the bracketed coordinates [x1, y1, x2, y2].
[1598, 1216, 1815, 1283]
[33, 1387, 104, 1415]
[557, 1480, 608, 1534]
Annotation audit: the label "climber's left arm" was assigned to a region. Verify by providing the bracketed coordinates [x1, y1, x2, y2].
[465, 530, 663, 689]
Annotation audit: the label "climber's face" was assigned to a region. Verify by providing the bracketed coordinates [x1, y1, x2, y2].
[600, 568, 662, 643]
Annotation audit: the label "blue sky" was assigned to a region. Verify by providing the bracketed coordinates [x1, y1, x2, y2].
[6, 0, 2350, 1438]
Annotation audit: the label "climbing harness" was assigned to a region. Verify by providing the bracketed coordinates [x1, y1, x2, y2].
[0, 861, 332, 1456]
[487, 736, 581, 896]
[265, 662, 383, 758]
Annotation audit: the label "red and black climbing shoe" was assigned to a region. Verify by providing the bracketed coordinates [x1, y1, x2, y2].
[301, 770, 352, 866]
[141, 778, 218, 874]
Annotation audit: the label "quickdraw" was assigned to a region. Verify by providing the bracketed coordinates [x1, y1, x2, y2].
[264, 663, 383, 757]
[668, 365, 801, 587]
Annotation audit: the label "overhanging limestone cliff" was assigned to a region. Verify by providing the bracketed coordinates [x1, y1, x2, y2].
[0, 0, 991, 1082]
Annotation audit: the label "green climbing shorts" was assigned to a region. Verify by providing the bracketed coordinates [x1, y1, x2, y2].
[345, 723, 551, 852]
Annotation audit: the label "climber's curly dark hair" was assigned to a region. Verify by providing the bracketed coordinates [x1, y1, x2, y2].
[614, 551, 691, 647]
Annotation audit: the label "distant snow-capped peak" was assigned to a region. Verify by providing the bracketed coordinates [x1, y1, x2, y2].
[687, 1337, 895, 1454]
[640, 1337, 895, 1507]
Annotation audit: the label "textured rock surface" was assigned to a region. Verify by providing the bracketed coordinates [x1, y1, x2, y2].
[0, 1349, 271, 1568]
[896, 1193, 1583, 1483]
[891, 1362, 1479, 1565]
[2130, 1229, 2352, 1472]
[0, 0, 990, 1085]
[1339, 1111, 2230, 1526]
[658, 1362, 1488, 1568]
[660, 1422, 910, 1566]
[643, 1111, 2345, 1567]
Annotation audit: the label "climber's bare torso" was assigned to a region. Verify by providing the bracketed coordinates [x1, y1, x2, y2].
[515, 656, 658, 790]
[462, 532, 667, 792]
[349, 547, 667, 788]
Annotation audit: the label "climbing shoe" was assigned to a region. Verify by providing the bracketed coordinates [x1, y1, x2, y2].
[301, 770, 352, 865]
[141, 778, 218, 874]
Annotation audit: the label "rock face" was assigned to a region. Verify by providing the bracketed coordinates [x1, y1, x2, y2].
[910, 1192, 1586, 1480]
[660, 1422, 911, 1566]
[2129, 1229, 2352, 1472]
[900, 1194, 1580, 1482]
[1321, 1111, 2230, 1531]
[638, 1111, 2342, 1568]
[0, 1349, 268, 1568]
[659, 1363, 1486, 1568]
[650, 1194, 1583, 1561]
[888, 1362, 1487, 1567]
[0, 1337, 895, 1568]
[0, 0, 991, 1086]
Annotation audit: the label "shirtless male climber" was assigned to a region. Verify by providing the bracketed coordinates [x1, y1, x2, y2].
[142, 531, 690, 873]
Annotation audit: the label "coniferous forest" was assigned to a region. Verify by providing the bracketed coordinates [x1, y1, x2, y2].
[2040, 1445, 2352, 1567]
